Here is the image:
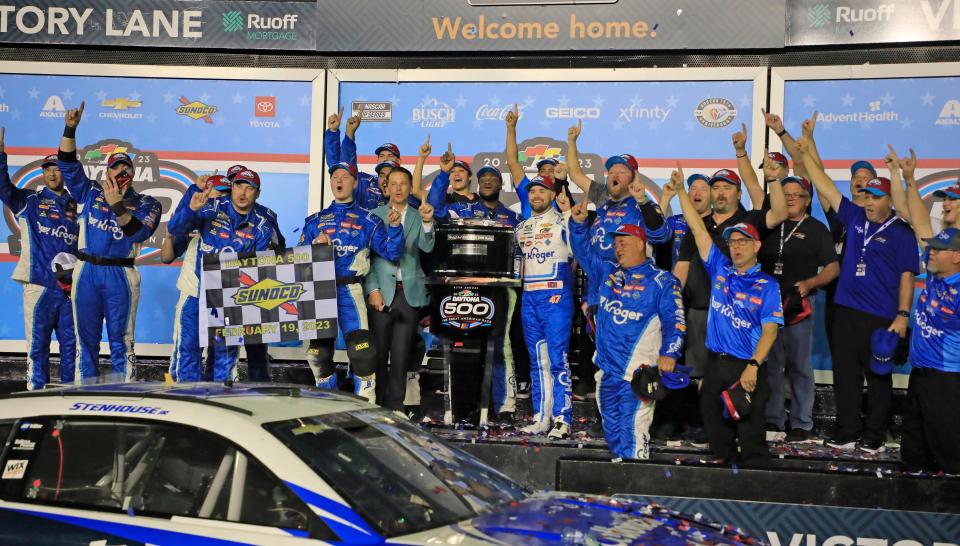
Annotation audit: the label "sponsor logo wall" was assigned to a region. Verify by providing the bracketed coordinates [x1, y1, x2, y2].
[0, 74, 312, 344]
[337, 79, 756, 212]
[783, 75, 960, 373]
[788, 0, 960, 46]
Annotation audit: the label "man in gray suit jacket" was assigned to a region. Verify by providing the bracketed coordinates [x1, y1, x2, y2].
[365, 166, 436, 411]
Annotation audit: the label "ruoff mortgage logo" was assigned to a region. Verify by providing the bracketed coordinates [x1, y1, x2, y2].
[222, 10, 299, 41]
[232, 277, 306, 312]
[807, 3, 832, 27]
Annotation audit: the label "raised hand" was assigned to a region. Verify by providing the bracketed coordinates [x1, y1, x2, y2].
[505, 103, 519, 128]
[899, 147, 917, 180]
[195, 168, 218, 189]
[884, 144, 901, 174]
[672, 161, 686, 193]
[761, 107, 785, 134]
[732, 122, 747, 153]
[801, 111, 817, 138]
[419, 202, 434, 224]
[387, 207, 402, 227]
[419, 134, 432, 159]
[555, 190, 571, 212]
[439, 143, 455, 173]
[568, 119, 582, 142]
[570, 198, 589, 224]
[188, 185, 211, 211]
[555, 161, 568, 180]
[327, 106, 344, 132]
[794, 136, 809, 155]
[628, 178, 648, 203]
[65, 101, 85, 129]
[103, 176, 125, 206]
[345, 114, 361, 138]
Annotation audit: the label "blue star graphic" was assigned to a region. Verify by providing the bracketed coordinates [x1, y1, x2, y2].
[95, 89, 107, 102]
[454, 95, 467, 108]
[841, 93, 854, 107]
[593, 96, 605, 107]
[299, 95, 310, 107]
[489, 96, 501, 107]
[28, 88, 39, 100]
[881, 92, 894, 106]
[630, 95, 643, 108]
[62, 89, 74, 101]
[163, 91, 175, 104]
[232, 92, 244, 105]
[130, 91, 141, 102]
[558, 96, 570, 107]
[920, 92, 935, 106]
[666, 95, 678, 108]
[199, 92, 211, 104]
[389, 95, 401, 106]
[802, 95, 816, 108]
[900, 116, 914, 129]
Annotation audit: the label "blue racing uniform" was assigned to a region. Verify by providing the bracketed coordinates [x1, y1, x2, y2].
[587, 196, 670, 306]
[428, 170, 521, 413]
[58, 152, 161, 383]
[325, 129, 385, 210]
[0, 153, 78, 389]
[168, 193, 278, 382]
[911, 271, 960, 372]
[515, 208, 575, 427]
[666, 214, 688, 268]
[570, 220, 685, 459]
[299, 201, 403, 400]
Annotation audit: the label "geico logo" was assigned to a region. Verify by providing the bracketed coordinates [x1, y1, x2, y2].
[545, 107, 601, 119]
[248, 14, 299, 29]
[601, 296, 641, 324]
[711, 296, 752, 329]
[528, 247, 555, 264]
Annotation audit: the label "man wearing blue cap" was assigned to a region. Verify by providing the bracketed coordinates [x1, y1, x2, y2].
[300, 161, 404, 402]
[57, 102, 161, 383]
[325, 106, 402, 210]
[168, 169, 279, 382]
[569, 204, 685, 459]
[675, 163, 783, 466]
[797, 135, 918, 453]
[903, 228, 960, 473]
[659, 173, 712, 269]
[0, 130, 78, 390]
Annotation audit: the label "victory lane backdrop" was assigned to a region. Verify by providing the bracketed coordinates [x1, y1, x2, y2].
[0, 72, 312, 345]
[199, 244, 337, 347]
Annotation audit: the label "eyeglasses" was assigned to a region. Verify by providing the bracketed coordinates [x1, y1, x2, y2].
[783, 192, 810, 199]
[726, 238, 755, 247]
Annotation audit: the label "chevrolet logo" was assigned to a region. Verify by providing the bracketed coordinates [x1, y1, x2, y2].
[101, 98, 142, 110]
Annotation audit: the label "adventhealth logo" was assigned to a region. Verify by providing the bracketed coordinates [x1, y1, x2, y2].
[221, 11, 299, 41]
[807, 4, 831, 28]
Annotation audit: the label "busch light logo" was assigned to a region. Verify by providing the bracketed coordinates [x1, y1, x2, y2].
[528, 246, 555, 264]
[412, 98, 456, 128]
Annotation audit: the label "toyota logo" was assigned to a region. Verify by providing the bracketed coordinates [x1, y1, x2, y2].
[257, 101, 274, 114]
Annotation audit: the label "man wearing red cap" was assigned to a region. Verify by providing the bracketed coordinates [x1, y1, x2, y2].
[675, 163, 783, 466]
[0, 130, 78, 390]
[797, 135, 918, 453]
[57, 101, 161, 383]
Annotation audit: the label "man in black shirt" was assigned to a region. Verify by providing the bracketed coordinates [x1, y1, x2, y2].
[758, 176, 839, 443]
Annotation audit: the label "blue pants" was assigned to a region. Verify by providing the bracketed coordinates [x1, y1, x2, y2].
[521, 288, 573, 425]
[596, 369, 655, 459]
[170, 292, 239, 382]
[24, 283, 75, 390]
[765, 313, 816, 431]
[72, 261, 139, 383]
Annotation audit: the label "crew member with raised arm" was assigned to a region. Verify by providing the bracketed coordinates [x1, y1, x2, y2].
[675, 163, 782, 466]
[324, 106, 402, 210]
[57, 101, 161, 383]
[796, 135, 919, 453]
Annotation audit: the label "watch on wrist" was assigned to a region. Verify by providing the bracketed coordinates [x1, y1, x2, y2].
[747, 359, 760, 368]
[776, 129, 788, 137]
[898, 310, 910, 318]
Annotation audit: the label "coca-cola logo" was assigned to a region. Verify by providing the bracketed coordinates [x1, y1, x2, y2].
[475, 103, 525, 121]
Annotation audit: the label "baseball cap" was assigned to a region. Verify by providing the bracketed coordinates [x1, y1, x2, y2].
[233, 169, 261, 190]
[858, 177, 891, 197]
[107, 153, 133, 169]
[536, 158, 559, 170]
[661, 364, 693, 390]
[923, 227, 960, 251]
[605, 154, 639, 172]
[722, 222, 760, 242]
[476, 165, 503, 180]
[686, 173, 710, 187]
[227, 164, 248, 180]
[631, 366, 666, 401]
[374, 160, 398, 175]
[526, 175, 554, 192]
[451, 159, 472, 175]
[721, 381, 751, 421]
[605, 223, 648, 244]
[41, 154, 58, 168]
[709, 169, 742, 188]
[850, 160, 877, 177]
[328, 162, 358, 178]
[869, 328, 900, 376]
[374, 143, 401, 159]
[759, 151, 789, 169]
[933, 181, 960, 199]
[208, 174, 232, 192]
[781, 176, 813, 195]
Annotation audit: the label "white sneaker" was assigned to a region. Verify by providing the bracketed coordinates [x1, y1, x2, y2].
[547, 421, 571, 440]
[520, 420, 551, 435]
[391, 410, 409, 421]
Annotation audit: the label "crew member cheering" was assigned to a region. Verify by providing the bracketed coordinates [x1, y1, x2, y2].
[568, 195, 685, 460]
[675, 163, 782, 466]
[58, 102, 161, 383]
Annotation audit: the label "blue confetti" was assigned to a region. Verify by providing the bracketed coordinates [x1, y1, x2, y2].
[126, 506, 134, 517]
[210, 308, 218, 317]
[653, 23, 659, 30]
[663, 468, 671, 478]
[293, 228, 300, 233]
[731, 464, 739, 475]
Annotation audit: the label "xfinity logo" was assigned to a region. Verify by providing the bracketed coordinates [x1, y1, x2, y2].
[545, 106, 600, 119]
[619, 104, 671, 123]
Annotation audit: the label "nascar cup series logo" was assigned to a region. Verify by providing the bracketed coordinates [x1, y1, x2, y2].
[413, 98, 456, 128]
[694, 98, 737, 128]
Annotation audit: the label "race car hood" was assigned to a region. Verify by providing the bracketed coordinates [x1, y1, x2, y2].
[396, 492, 759, 545]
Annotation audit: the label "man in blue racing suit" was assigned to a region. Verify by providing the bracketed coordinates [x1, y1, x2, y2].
[0, 132, 78, 390]
[58, 102, 161, 383]
[569, 199, 685, 459]
[515, 175, 575, 438]
[168, 170, 279, 382]
[324, 106, 401, 211]
[299, 161, 404, 402]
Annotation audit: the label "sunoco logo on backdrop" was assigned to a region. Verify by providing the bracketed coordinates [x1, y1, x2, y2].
[176, 96, 217, 123]
[232, 278, 306, 311]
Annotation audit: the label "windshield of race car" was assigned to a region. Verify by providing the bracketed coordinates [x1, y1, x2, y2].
[265, 409, 528, 537]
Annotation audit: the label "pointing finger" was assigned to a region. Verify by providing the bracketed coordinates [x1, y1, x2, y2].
[78, 101, 85, 114]
[425, 133, 430, 145]
[741, 122, 747, 135]
[447, 142, 452, 153]
[337, 106, 344, 119]
[910, 147, 917, 161]
[514, 103, 519, 114]
[577, 119, 582, 132]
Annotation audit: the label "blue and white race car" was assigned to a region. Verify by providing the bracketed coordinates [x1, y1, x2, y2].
[0, 383, 757, 545]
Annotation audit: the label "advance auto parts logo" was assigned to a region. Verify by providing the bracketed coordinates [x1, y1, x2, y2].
[177, 96, 217, 123]
[440, 289, 495, 330]
[695, 98, 737, 128]
[233, 277, 306, 312]
[222, 11, 299, 41]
